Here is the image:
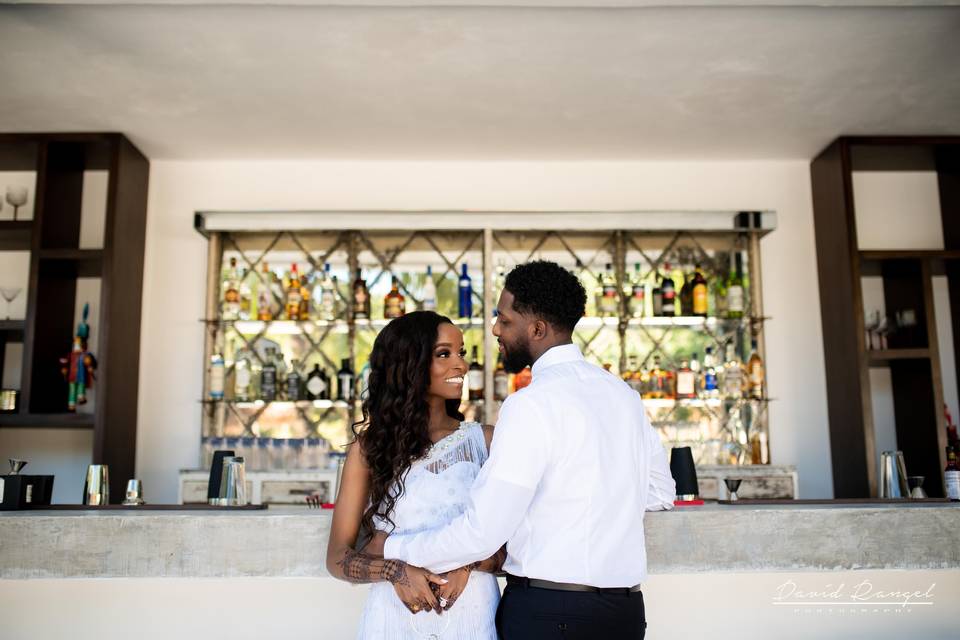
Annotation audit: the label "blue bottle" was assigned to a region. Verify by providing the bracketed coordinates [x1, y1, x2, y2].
[458, 263, 473, 318]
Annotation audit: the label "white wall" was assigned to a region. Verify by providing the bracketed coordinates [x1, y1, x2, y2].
[2, 569, 957, 639]
[136, 160, 832, 502]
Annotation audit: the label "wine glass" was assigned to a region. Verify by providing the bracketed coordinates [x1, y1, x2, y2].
[0, 287, 22, 320]
[5, 186, 28, 221]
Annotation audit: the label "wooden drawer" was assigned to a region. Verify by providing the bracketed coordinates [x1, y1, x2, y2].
[261, 480, 332, 505]
[181, 479, 253, 504]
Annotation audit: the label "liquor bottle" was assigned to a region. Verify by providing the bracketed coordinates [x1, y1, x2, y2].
[649, 356, 666, 399]
[651, 270, 663, 317]
[305, 363, 330, 401]
[660, 263, 676, 317]
[702, 347, 719, 398]
[298, 273, 311, 321]
[287, 359, 303, 401]
[722, 342, 744, 400]
[599, 263, 619, 317]
[269, 267, 285, 320]
[260, 347, 278, 401]
[257, 262, 274, 321]
[233, 350, 251, 401]
[692, 264, 709, 317]
[493, 357, 509, 401]
[384, 276, 406, 319]
[458, 263, 473, 318]
[747, 339, 765, 400]
[313, 263, 336, 321]
[238, 267, 253, 320]
[675, 357, 696, 400]
[222, 257, 241, 320]
[352, 269, 370, 320]
[337, 358, 355, 402]
[727, 253, 746, 319]
[422, 266, 437, 312]
[514, 366, 532, 392]
[209, 350, 225, 400]
[946, 405, 959, 448]
[679, 265, 694, 317]
[468, 346, 484, 401]
[286, 264, 304, 321]
[628, 263, 645, 318]
[622, 356, 638, 392]
[945, 446, 960, 501]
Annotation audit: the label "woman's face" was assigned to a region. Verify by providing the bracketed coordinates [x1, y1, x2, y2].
[426, 322, 467, 403]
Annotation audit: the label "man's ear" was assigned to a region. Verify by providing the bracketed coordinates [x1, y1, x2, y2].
[531, 319, 548, 341]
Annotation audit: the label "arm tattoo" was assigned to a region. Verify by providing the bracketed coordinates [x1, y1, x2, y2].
[337, 549, 409, 585]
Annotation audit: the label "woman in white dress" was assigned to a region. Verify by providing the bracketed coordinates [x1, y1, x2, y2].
[326, 311, 504, 639]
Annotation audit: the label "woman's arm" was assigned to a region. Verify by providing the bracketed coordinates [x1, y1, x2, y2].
[325, 442, 447, 612]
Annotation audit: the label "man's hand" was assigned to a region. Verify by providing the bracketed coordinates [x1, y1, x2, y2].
[435, 567, 470, 611]
[362, 530, 388, 557]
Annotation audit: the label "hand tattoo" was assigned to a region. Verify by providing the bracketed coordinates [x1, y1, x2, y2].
[338, 549, 408, 585]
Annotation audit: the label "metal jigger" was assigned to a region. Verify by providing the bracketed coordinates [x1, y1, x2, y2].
[122, 479, 145, 506]
[8, 459, 27, 475]
[724, 477, 743, 501]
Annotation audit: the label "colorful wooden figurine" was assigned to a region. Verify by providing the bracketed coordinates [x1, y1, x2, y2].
[59, 304, 98, 411]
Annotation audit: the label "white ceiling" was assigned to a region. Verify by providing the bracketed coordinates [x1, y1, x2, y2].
[0, 2, 958, 160]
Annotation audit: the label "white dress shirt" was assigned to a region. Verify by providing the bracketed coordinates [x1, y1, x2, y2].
[384, 343, 676, 588]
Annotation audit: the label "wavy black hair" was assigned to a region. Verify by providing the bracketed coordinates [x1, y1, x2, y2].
[352, 311, 464, 534]
[504, 260, 586, 333]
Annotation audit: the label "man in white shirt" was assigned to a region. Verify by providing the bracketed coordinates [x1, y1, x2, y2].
[384, 260, 676, 639]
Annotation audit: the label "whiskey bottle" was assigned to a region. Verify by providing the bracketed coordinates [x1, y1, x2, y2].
[660, 263, 677, 316]
[458, 264, 473, 318]
[946, 446, 960, 501]
[747, 339, 765, 400]
[493, 356, 509, 401]
[727, 253, 745, 319]
[384, 276, 406, 319]
[238, 267, 253, 321]
[692, 264, 709, 317]
[286, 264, 304, 321]
[305, 363, 330, 401]
[257, 262, 274, 321]
[352, 269, 370, 320]
[598, 263, 619, 317]
[422, 266, 437, 312]
[468, 346, 484, 401]
[337, 358, 355, 402]
[222, 257, 241, 320]
[675, 357, 696, 400]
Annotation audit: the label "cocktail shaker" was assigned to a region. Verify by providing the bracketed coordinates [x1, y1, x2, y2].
[211, 456, 246, 506]
[83, 464, 109, 505]
[879, 451, 910, 499]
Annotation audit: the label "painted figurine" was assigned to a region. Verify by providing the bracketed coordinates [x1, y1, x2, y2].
[59, 303, 98, 411]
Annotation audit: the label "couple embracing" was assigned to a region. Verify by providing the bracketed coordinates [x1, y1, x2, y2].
[326, 261, 676, 639]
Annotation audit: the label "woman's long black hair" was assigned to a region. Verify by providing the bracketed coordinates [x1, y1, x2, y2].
[353, 311, 463, 534]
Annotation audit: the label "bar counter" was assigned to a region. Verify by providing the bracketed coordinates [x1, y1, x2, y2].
[2, 502, 958, 579]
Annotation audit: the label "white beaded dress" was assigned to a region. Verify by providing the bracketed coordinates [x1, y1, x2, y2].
[356, 421, 500, 640]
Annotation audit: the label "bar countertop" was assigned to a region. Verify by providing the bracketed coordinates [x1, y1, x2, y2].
[1, 502, 958, 579]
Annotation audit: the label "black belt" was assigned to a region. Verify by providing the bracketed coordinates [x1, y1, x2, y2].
[506, 574, 642, 595]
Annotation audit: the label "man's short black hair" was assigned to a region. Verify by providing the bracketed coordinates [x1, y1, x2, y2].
[503, 261, 586, 333]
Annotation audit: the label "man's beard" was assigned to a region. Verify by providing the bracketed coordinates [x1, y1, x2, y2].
[501, 339, 533, 374]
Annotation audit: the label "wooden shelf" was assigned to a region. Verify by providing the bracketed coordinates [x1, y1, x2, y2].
[867, 348, 931, 365]
[0, 412, 96, 429]
[38, 249, 104, 277]
[0, 320, 25, 332]
[859, 250, 960, 261]
[0, 220, 33, 250]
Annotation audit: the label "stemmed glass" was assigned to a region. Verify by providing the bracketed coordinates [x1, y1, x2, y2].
[5, 186, 28, 221]
[1, 287, 22, 320]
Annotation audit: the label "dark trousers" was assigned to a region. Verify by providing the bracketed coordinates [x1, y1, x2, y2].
[496, 581, 646, 640]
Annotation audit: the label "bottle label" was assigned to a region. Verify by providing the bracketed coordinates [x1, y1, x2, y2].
[422, 297, 437, 311]
[693, 284, 708, 314]
[676, 371, 695, 396]
[468, 369, 484, 392]
[385, 297, 403, 318]
[494, 376, 509, 400]
[307, 376, 327, 396]
[235, 367, 250, 391]
[946, 470, 960, 500]
[728, 286, 744, 313]
[704, 371, 718, 391]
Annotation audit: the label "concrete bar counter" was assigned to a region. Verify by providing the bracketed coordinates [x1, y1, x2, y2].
[2, 502, 959, 639]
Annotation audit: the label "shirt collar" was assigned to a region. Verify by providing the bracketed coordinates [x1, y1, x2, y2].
[531, 343, 584, 377]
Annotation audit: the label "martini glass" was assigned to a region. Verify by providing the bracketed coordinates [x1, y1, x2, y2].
[1, 287, 22, 320]
[5, 186, 28, 221]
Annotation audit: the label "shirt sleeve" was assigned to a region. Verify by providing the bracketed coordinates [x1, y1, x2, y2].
[384, 394, 548, 573]
[642, 407, 676, 511]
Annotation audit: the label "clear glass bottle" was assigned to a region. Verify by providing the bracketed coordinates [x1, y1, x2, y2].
[747, 339, 765, 400]
[208, 349, 225, 400]
[257, 262, 274, 321]
[422, 266, 437, 312]
[238, 267, 253, 321]
[286, 264, 303, 321]
[286, 359, 303, 401]
[221, 257, 241, 320]
[234, 349, 252, 402]
[599, 263, 619, 317]
[727, 253, 746, 319]
[722, 342, 744, 400]
[260, 347, 278, 402]
[628, 263, 645, 318]
[337, 358, 354, 402]
[676, 357, 696, 400]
